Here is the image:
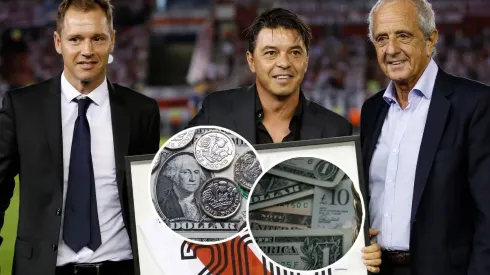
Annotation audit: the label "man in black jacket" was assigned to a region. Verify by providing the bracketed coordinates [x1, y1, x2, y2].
[188, 8, 352, 144]
[188, 7, 382, 273]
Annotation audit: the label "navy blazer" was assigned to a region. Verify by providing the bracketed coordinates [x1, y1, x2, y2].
[360, 68, 490, 275]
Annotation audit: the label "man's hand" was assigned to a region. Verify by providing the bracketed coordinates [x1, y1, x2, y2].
[362, 228, 382, 273]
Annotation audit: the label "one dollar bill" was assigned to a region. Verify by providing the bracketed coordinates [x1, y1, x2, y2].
[267, 158, 345, 188]
[151, 129, 254, 242]
[262, 196, 313, 216]
[253, 228, 352, 270]
[249, 174, 314, 211]
[249, 221, 305, 230]
[249, 210, 312, 229]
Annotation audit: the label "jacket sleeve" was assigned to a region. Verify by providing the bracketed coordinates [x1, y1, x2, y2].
[336, 116, 353, 137]
[0, 91, 20, 246]
[186, 94, 211, 128]
[144, 100, 161, 154]
[360, 100, 369, 149]
[467, 92, 490, 275]
[346, 121, 353, 136]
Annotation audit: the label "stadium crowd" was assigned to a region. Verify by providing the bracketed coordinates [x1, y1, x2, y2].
[1, 0, 490, 132]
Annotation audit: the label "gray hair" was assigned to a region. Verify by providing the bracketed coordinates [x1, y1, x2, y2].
[163, 154, 206, 183]
[368, 0, 437, 54]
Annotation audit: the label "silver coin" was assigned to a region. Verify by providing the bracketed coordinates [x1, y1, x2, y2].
[194, 131, 235, 171]
[198, 177, 241, 219]
[166, 129, 195, 150]
[234, 151, 262, 190]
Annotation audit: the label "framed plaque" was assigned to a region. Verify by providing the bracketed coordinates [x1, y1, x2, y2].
[125, 135, 370, 275]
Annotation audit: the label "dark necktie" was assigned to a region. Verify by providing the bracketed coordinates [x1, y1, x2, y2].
[63, 97, 102, 252]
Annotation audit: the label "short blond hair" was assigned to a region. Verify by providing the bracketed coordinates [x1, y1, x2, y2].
[56, 0, 114, 35]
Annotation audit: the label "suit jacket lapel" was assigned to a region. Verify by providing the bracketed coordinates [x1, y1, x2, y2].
[300, 99, 324, 140]
[361, 95, 389, 208]
[411, 70, 452, 224]
[43, 75, 64, 189]
[232, 84, 256, 144]
[364, 97, 389, 180]
[108, 81, 130, 197]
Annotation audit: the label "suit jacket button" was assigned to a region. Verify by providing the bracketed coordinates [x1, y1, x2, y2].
[52, 244, 58, 251]
[56, 208, 62, 216]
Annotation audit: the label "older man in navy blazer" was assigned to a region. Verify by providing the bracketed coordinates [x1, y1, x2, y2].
[361, 1, 490, 275]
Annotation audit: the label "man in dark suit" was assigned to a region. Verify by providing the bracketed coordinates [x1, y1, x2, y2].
[188, 7, 383, 273]
[0, 1, 160, 275]
[361, 1, 490, 275]
[188, 8, 352, 144]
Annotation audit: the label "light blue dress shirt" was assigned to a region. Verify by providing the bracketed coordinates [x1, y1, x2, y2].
[369, 59, 438, 251]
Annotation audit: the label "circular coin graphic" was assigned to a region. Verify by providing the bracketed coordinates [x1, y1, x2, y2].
[234, 151, 262, 189]
[166, 129, 195, 150]
[199, 177, 241, 219]
[194, 131, 235, 171]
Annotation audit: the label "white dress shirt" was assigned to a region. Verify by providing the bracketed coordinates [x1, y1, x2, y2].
[369, 59, 438, 250]
[57, 72, 132, 265]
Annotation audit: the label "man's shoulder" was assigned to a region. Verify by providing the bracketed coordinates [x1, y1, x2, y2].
[361, 89, 386, 114]
[445, 73, 490, 97]
[306, 98, 351, 127]
[365, 89, 386, 105]
[160, 188, 178, 204]
[5, 78, 55, 99]
[204, 86, 249, 104]
[111, 83, 157, 107]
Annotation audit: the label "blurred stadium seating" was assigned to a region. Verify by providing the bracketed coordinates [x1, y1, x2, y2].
[0, 0, 489, 136]
[1, 1, 489, 273]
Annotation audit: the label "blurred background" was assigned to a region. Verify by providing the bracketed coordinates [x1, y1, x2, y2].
[1, 1, 490, 273]
[1, 0, 490, 137]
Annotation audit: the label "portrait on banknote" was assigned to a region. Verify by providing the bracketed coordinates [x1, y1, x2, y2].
[149, 126, 263, 243]
[154, 152, 211, 222]
[125, 135, 369, 275]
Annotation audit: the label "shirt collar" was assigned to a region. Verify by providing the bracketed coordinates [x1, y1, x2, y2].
[60, 71, 109, 106]
[383, 58, 438, 104]
[254, 87, 304, 123]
